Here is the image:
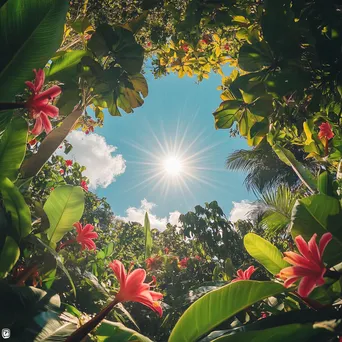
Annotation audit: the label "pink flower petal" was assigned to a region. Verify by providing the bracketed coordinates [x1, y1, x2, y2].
[298, 276, 317, 297]
[319, 232, 332, 256]
[294, 235, 312, 259]
[35, 85, 61, 102]
[40, 112, 52, 134]
[31, 116, 43, 135]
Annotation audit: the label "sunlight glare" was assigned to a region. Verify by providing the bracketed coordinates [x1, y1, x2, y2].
[163, 156, 182, 176]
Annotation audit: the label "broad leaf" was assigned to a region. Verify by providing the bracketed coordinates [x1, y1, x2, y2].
[213, 100, 242, 129]
[238, 42, 272, 72]
[0, 0, 69, 101]
[95, 320, 152, 342]
[0, 177, 31, 240]
[0, 236, 20, 278]
[144, 212, 152, 259]
[44, 185, 85, 243]
[244, 233, 289, 275]
[0, 117, 28, 181]
[46, 50, 89, 77]
[212, 323, 330, 342]
[291, 194, 342, 265]
[169, 281, 285, 342]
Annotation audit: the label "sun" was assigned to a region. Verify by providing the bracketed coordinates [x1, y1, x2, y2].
[163, 156, 183, 176]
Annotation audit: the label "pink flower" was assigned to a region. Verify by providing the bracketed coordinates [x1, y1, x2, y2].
[276, 233, 332, 297]
[74, 222, 98, 250]
[231, 266, 256, 282]
[318, 122, 334, 140]
[179, 257, 189, 268]
[25, 69, 61, 136]
[146, 256, 163, 271]
[194, 255, 201, 261]
[65, 160, 73, 167]
[81, 180, 88, 191]
[109, 260, 163, 316]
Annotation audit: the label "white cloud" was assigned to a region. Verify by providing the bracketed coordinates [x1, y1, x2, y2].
[116, 199, 181, 231]
[59, 130, 126, 189]
[229, 200, 263, 222]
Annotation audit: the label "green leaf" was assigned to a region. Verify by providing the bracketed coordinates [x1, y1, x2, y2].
[104, 242, 114, 257]
[95, 320, 153, 342]
[0, 236, 20, 278]
[44, 185, 85, 243]
[212, 323, 330, 342]
[213, 100, 243, 129]
[0, 177, 32, 240]
[317, 171, 333, 196]
[0, 0, 69, 101]
[46, 50, 89, 77]
[271, 144, 317, 193]
[31, 235, 76, 297]
[249, 96, 273, 117]
[169, 281, 285, 342]
[144, 212, 152, 259]
[0, 117, 28, 181]
[244, 233, 289, 274]
[238, 42, 272, 72]
[291, 194, 342, 265]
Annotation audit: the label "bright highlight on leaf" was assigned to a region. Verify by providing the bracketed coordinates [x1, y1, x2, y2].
[163, 156, 183, 176]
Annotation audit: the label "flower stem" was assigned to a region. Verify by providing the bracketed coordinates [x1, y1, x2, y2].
[324, 269, 341, 280]
[0, 102, 26, 111]
[57, 239, 76, 251]
[65, 298, 119, 341]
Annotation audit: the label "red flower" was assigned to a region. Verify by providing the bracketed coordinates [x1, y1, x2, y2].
[65, 160, 73, 167]
[50, 187, 54, 191]
[164, 247, 169, 254]
[25, 69, 61, 136]
[276, 233, 332, 297]
[146, 256, 163, 271]
[194, 255, 201, 261]
[147, 42, 152, 47]
[74, 222, 98, 250]
[181, 44, 189, 52]
[81, 180, 88, 191]
[59, 169, 64, 175]
[109, 260, 163, 316]
[231, 266, 256, 283]
[179, 257, 189, 268]
[260, 312, 268, 319]
[318, 122, 334, 140]
[223, 43, 230, 51]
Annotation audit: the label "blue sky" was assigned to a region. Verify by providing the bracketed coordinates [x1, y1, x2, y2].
[70, 66, 256, 228]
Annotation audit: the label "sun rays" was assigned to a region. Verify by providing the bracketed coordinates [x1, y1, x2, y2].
[123, 114, 227, 203]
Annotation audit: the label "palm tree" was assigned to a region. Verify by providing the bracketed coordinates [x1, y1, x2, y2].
[226, 140, 316, 193]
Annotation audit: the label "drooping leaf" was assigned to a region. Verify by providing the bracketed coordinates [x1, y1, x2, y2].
[271, 143, 317, 193]
[0, 0, 69, 101]
[0, 236, 20, 278]
[169, 281, 285, 342]
[0, 117, 28, 181]
[0, 177, 31, 240]
[291, 194, 342, 265]
[44, 185, 85, 243]
[244, 233, 289, 275]
[95, 320, 152, 342]
[144, 212, 152, 259]
[213, 100, 243, 129]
